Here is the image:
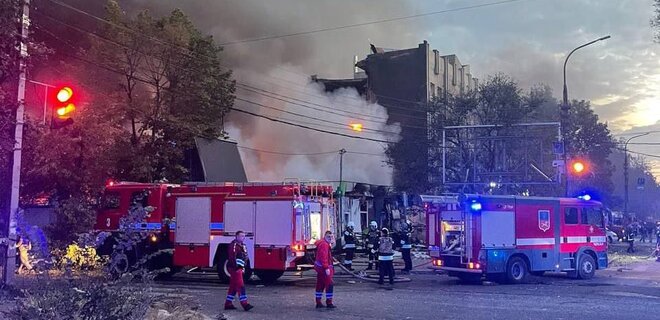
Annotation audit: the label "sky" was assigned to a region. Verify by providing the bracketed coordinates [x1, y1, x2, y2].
[125, 0, 660, 183]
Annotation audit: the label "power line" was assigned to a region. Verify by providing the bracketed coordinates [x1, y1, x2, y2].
[237, 82, 391, 123]
[216, 0, 528, 45]
[230, 104, 393, 144]
[615, 147, 660, 159]
[236, 146, 386, 157]
[236, 146, 339, 156]
[235, 87, 401, 135]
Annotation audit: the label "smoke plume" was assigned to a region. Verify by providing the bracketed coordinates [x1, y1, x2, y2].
[119, 0, 421, 185]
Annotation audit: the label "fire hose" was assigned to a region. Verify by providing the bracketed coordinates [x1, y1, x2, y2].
[332, 257, 412, 283]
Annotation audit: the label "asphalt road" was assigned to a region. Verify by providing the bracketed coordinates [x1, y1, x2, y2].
[152, 260, 660, 320]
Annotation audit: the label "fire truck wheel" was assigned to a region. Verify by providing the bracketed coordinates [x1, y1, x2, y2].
[217, 259, 253, 283]
[506, 256, 529, 284]
[577, 254, 596, 280]
[217, 258, 231, 283]
[255, 270, 284, 283]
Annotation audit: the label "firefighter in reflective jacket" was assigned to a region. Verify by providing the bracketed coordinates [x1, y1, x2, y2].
[315, 230, 336, 309]
[225, 231, 254, 311]
[400, 220, 413, 273]
[364, 221, 380, 270]
[343, 222, 356, 270]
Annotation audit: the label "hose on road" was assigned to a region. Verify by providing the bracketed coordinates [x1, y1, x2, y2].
[332, 258, 412, 283]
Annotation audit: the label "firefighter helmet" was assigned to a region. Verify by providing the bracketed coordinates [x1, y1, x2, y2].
[369, 221, 378, 230]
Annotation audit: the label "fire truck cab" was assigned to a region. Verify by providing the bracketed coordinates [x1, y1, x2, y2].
[95, 180, 336, 283]
[428, 195, 608, 283]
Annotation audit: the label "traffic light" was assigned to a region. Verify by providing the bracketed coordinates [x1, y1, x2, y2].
[569, 160, 589, 175]
[51, 86, 75, 129]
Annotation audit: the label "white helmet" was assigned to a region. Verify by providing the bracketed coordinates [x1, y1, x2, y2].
[347, 221, 355, 229]
[369, 221, 378, 230]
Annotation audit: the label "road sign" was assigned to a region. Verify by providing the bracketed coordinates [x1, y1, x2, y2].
[553, 142, 564, 155]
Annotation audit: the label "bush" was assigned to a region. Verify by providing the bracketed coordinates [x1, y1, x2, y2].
[2, 278, 153, 320]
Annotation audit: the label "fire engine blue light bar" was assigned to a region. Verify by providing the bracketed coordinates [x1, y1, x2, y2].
[210, 223, 224, 230]
[470, 201, 482, 211]
[133, 223, 162, 230]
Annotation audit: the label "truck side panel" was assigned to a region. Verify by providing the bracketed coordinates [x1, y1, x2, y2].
[514, 199, 559, 272]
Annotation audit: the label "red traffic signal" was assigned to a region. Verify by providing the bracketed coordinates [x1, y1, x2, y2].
[51, 86, 76, 129]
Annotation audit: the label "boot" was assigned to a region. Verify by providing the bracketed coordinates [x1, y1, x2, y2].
[242, 303, 254, 311]
[326, 299, 336, 309]
[224, 302, 236, 310]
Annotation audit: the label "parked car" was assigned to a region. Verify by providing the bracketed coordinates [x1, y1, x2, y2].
[606, 228, 619, 243]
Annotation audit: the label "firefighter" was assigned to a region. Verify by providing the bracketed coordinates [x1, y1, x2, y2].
[626, 223, 637, 254]
[315, 230, 336, 309]
[364, 221, 380, 270]
[342, 222, 356, 270]
[224, 231, 254, 311]
[400, 220, 413, 273]
[656, 222, 660, 244]
[377, 228, 395, 287]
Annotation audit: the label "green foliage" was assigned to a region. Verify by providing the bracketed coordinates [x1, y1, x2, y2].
[387, 73, 615, 198]
[2, 278, 152, 320]
[43, 196, 97, 247]
[92, 1, 235, 183]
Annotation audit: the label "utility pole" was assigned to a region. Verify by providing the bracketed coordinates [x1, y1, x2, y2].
[338, 149, 346, 229]
[3, 0, 30, 286]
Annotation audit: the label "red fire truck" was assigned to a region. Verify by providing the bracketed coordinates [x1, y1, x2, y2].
[424, 194, 608, 283]
[95, 181, 337, 283]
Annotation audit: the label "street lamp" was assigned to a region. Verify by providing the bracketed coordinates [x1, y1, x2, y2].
[562, 35, 611, 106]
[561, 35, 611, 196]
[623, 131, 660, 218]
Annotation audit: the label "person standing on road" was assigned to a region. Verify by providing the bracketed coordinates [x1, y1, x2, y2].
[655, 222, 660, 244]
[225, 231, 254, 311]
[342, 222, 356, 270]
[364, 221, 380, 270]
[377, 228, 395, 288]
[626, 224, 637, 253]
[400, 221, 413, 273]
[315, 230, 336, 309]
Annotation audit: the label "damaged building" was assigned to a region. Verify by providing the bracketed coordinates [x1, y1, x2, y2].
[315, 40, 478, 191]
[314, 41, 478, 239]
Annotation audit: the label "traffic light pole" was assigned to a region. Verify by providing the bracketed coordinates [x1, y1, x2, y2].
[3, 0, 30, 286]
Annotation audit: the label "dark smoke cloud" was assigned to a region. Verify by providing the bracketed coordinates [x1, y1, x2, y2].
[118, 0, 419, 184]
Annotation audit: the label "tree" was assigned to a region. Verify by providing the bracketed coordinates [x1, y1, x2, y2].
[561, 100, 616, 201]
[94, 1, 235, 183]
[426, 74, 548, 194]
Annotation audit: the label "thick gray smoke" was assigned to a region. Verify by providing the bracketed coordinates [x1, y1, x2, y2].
[120, 0, 422, 185]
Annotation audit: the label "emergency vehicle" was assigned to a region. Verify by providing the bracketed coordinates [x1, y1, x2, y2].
[424, 194, 608, 283]
[95, 180, 337, 283]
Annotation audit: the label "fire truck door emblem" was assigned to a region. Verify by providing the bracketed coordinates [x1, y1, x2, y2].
[538, 210, 550, 232]
[589, 225, 594, 234]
